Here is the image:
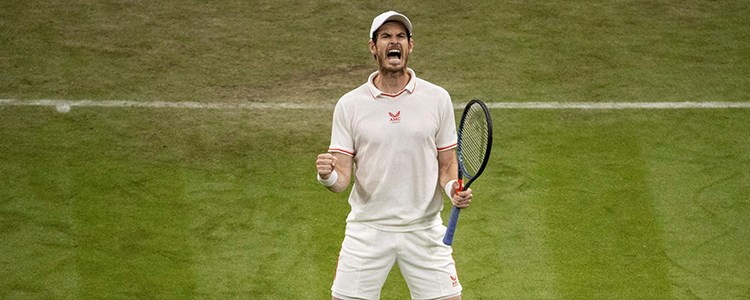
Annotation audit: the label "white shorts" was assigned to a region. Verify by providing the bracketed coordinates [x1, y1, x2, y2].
[331, 222, 462, 300]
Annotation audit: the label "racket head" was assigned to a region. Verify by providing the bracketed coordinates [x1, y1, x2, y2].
[456, 99, 493, 189]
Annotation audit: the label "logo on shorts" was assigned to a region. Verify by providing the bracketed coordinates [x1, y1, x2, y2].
[450, 275, 459, 287]
[389, 111, 401, 123]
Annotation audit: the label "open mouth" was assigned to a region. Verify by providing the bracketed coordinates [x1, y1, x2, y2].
[387, 49, 402, 60]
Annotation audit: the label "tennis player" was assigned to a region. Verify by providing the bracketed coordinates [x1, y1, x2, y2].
[315, 11, 473, 300]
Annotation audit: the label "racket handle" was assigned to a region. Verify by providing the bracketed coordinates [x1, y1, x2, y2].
[443, 178, 464, 245]
[443, 206, 461, 245]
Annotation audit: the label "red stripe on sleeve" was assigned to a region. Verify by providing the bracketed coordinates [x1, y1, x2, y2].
[437, 143, 458, 151]
[328, 148, 355, 156]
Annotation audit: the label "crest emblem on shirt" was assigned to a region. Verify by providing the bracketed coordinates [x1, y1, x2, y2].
[389, 111, 401, 123]
[451, 275, 459, 287]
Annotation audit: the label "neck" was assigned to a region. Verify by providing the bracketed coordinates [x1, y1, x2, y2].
[374, 69, 410, 94]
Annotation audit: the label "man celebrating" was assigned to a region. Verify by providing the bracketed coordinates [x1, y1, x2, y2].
[315, 11, 473, 300]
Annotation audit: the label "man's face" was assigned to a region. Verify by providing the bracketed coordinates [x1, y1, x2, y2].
[369, 21, 413, 73]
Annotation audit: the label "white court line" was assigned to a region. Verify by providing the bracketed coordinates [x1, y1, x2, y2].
[2, 99, 750, 110]
[484, 101, 750, 109]
[0, 99, 324, 110]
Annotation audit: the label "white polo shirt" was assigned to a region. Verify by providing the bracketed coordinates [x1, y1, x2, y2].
[329, 68, 458, 232]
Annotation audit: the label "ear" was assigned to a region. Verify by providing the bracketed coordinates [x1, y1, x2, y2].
[369, 39, 377, 56]
[408, 38, 414, 54]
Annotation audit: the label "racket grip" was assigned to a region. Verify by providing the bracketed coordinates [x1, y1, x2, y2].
[443, 206, 461, 245]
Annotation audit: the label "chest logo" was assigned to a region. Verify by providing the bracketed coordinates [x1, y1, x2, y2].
[389, 111, 401, 123]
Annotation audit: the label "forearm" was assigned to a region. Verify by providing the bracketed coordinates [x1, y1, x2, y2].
[321, 169, 351, 193]
[317, 152, 353, 193]
[437, 150, 458, 190]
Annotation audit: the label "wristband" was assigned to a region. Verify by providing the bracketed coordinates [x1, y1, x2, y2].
[317, 170, 338, 187]
[444, 179, 457, 198]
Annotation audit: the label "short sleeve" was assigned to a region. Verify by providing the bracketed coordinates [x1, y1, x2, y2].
[328, 100, 355, 156]
[436, 93, 458, 151]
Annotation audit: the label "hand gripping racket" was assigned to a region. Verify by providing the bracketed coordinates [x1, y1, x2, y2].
[443, 99, 493, 245]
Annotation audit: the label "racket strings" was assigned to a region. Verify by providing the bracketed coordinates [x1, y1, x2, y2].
[459, 105, 490, 177]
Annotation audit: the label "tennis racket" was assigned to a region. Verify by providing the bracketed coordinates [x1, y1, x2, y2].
[443, 99, 493, 245]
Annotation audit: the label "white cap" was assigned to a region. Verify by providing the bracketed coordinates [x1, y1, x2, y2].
[370, 11, 413, 39]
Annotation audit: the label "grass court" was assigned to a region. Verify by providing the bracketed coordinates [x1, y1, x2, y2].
[1, 1, 749, 298]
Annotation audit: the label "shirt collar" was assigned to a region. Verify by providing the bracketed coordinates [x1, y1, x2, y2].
[367, 68, 417, 98]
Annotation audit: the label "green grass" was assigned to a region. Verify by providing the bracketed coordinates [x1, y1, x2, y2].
[2, 1, 749, 103]
[2, 107, 748, 298]
[0, 108, 345, 298]
[1, 0, 750, 299]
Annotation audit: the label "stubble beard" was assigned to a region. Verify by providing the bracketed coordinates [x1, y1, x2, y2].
[377, 55, 408, 75]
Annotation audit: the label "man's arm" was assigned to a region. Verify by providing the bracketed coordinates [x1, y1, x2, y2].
[316, 152, 353, 193]
[438, 149, 458, 192]
[438, 149, 473, 208]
